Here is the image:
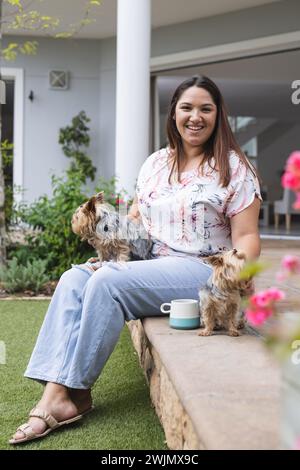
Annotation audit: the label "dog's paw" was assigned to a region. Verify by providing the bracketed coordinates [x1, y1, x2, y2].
[228, 329, 241, 337]
[198, 329, 213, 336]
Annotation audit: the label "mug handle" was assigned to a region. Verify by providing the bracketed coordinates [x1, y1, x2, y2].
[160, 303, 171, 314]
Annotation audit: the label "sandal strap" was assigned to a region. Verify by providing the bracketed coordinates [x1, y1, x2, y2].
[29, 407, 59, 429]
[17, 423, 37, 439]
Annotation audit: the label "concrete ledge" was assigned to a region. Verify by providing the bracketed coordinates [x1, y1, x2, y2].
[127, 317, 280, 450]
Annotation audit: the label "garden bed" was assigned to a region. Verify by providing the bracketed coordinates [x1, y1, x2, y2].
[0, 280, 58, 299]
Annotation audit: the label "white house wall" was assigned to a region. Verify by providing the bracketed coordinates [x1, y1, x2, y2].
[2, 36, 102, 203]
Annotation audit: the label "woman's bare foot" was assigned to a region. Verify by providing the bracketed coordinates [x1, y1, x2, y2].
[12, 383, 92, 442]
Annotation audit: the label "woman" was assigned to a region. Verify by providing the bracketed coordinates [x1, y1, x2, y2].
[10, 75, 261, 444]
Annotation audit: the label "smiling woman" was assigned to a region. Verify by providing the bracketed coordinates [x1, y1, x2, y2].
[9, 74, 261, 446]
[136, 75, 262, 261]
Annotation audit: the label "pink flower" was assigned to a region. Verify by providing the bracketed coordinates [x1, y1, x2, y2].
[281, 255, 300, 274]
[246, 288, 285, 326]
[245, 308, 273, 326]
[276, 255, 300, 282]
[267, 287, 286, 301]
[115, 197, 125, 205]
[276, 271, 288, 282]
[250, 288, 285, 308]
[250, 292, 271, 308]
[281, 172, 300, 191]
[287, 151, 300, 177]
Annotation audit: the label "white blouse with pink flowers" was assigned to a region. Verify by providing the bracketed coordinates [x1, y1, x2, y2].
[136, 147, 262, 260]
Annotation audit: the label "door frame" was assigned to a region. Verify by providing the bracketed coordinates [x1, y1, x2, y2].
[150, 31, 300, 72]
[1, 67, 24, 202]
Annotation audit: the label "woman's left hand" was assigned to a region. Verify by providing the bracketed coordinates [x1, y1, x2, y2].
[240, 279, 255, 297]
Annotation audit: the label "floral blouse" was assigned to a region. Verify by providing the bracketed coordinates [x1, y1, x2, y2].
[136, 147, 262, 260]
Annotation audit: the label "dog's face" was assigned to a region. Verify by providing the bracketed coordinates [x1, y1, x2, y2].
[71, 192, 105, 241]
[205, 249, 247, 290]
[71, 192, 120, 244]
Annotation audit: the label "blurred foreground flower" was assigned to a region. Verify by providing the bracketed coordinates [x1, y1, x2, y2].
[239, 151, 300, 360]
[281, 150, 300, 209]
[246, 150, 300, 451]
[276, 255, 300, 281]
[245, 288, 285, 326]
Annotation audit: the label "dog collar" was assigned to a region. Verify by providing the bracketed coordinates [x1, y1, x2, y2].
[204, 275, 228, 301]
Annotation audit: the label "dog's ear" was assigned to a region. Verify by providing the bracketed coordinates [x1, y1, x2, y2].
[205, 254, 224, 267]
[86, 196, 97, 213]
[95, 191, 105, 203]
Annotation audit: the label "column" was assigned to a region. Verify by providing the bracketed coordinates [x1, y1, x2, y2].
[115, 0, 151, 198]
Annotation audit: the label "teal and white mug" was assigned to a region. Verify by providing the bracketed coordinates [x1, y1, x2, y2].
[160, 299, 200, 330]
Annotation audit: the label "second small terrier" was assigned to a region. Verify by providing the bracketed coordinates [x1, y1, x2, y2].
[198, 249, 247, 337]
[71, 192, 153, 263]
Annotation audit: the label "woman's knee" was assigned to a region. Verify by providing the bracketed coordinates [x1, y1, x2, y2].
[85, 265, 126, 297]
[58, 266, 91, 291]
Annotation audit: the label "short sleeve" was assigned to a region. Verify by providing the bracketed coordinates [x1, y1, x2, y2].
[225, 158, 262, 218]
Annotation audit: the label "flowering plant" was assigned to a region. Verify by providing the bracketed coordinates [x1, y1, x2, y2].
[240, 151, 300, 450]
[281, 151, 300, 209]
[243, 256, 300, 358]
[241, 151, 300, 357]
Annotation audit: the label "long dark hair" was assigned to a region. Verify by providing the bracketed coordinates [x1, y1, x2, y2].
[166, 75, 258, 187]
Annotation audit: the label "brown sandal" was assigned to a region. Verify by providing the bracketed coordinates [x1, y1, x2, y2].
[9, 406, 93, 445]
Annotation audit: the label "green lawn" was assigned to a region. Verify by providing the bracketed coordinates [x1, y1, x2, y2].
[0, 300, 167, 450]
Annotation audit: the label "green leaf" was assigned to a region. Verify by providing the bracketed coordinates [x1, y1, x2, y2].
[80, 18, 95, 26]
[55, 32, 73, 39]
[4, 43, 18, 49]
[239, 260, 270, 280]
[2, 44, 18, 61]
[7, 0, 22, 7]
[19, 41, 38, 55]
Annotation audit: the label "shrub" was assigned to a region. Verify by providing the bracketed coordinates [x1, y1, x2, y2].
[10, 172, 128, 279]
[59, 110, 96, 182]
[11, 171, 94, 279]
[0, 257, 50, 294]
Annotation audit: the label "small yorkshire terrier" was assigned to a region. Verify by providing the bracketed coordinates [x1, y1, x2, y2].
[198, 249, 248, 337]
[71, 192, 153, 263]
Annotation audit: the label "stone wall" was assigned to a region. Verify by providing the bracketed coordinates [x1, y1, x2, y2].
[127, 319, 202, 450]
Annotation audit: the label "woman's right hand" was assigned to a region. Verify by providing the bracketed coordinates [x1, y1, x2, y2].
[127, 194, 141, 223]
[87, 257, 99, 264]
[87, 257, 102, 271]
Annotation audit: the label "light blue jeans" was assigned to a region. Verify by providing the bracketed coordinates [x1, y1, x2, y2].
[25, 257, 212, 389]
